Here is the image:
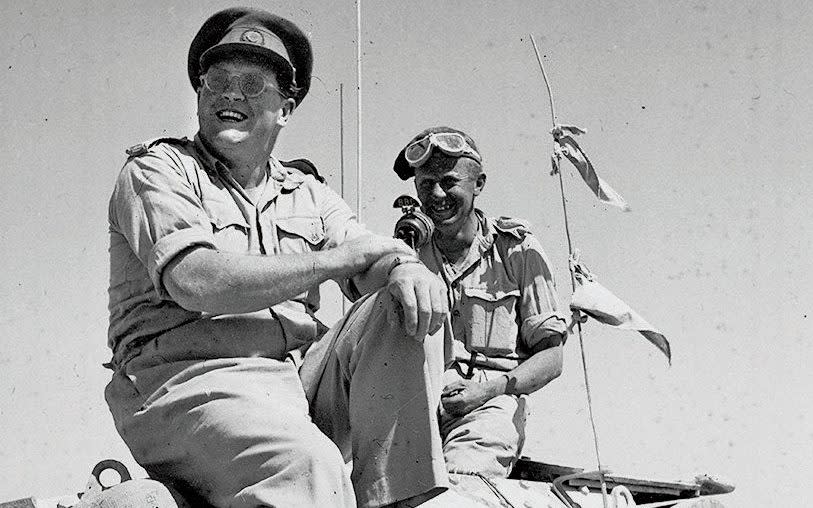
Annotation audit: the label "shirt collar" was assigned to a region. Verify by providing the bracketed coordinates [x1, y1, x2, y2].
[192, 133, 229, 178]
[192, 133, 305, 192]
[429, 209, 500, 281]
[476, 209, 500, 255]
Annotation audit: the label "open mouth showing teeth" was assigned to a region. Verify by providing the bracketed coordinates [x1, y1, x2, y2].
[430, 203, 455, 217]
[217, 110, 247, 122]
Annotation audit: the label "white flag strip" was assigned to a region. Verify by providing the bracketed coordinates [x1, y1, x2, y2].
[569, 257, 671, 364]
[552, 125, 631, 212]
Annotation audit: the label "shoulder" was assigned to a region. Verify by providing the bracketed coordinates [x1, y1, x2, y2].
[115, 136, 198, 194]
[280, 158, 325, 183]
[492, 215, 534, 241]
[124, 136, 190, 159]
[123, 137, 196, 176]
[274, 158, 344, 213]
[491, 215, 548, 262]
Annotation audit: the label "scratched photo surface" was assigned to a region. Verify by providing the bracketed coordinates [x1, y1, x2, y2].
[1, 1, 809, 507]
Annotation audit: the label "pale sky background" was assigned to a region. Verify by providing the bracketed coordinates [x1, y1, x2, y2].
[1, 1, 811, 506]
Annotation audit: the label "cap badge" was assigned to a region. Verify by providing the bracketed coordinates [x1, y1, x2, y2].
[240, 30, 264, 45]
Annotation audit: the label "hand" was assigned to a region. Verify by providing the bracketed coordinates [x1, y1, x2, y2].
[386, 262, 448, 340]
[335, 235, 413, 275]
[441, 379, 500, 417]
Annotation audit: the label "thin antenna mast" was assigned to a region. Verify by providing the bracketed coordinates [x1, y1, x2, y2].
[530, 34, 610, 508]
[340, 82, 348, 314]
[355, 0, 363, 222]
[340, 83, 345, 200]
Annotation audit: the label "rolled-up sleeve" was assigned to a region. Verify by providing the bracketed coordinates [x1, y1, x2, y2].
[314, 179, 372, 300]
[109, 151, 216, 298]
[512, 234, 568, 353]
[316, 181, 370, 248]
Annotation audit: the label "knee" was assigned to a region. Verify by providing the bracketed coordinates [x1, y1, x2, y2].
[224, 431, 352, 507]
[287, 431, 348, 478]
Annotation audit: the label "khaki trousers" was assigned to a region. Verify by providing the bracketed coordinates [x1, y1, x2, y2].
[439, 368, 527, 478]
[105, 291, 449, 508]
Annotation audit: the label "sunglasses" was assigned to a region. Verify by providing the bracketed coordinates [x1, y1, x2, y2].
[201, 67, 284, 98]
[404, 132, 482, 168]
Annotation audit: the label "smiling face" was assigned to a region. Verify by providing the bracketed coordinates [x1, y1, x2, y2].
[196, 56, 295, 162]
[414, 155, 486, 237]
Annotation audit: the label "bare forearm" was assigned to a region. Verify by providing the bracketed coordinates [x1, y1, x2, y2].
[163, 247, 358, 314]
[484, 343, 564, 397]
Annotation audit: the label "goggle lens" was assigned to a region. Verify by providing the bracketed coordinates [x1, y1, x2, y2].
[404, 132, 480, 167]
[405, 138, 431, 163]
[435, 133, 465, 151]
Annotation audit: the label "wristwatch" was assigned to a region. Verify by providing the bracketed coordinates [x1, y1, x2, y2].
[386, 255, 424, 277]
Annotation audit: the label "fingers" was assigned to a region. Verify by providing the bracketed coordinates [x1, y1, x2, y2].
[389, 280, 418, 336]
[427, 278, 448, 335]
[413, 282, 432, 340]
[440, 394, 465, 417]
[398, 279, 446, 340]
[387, 294, 402, 329]
[442, 380, 465, 397]
[388, 264, 448, 340]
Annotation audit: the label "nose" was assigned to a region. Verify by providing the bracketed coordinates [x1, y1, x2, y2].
[429, 182, 446, 200]
[222, 76, 245, 100]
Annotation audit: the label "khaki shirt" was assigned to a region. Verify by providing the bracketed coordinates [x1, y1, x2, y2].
[108, 135, 368, 367]
[419, 211, 567, 371]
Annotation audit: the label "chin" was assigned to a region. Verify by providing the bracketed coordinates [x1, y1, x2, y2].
[211, 131, 254, 149]
[434, 216, 463, 234]
[219, 127, 251, 140]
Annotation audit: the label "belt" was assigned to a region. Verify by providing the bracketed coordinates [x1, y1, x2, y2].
[106, 314, 291, 372]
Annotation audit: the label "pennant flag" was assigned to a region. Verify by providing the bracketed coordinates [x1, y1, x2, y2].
[569, 256, 671, 364]
[552, 125, 631, 211]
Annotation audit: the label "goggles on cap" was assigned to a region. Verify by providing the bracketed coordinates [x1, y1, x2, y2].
[404, 132, 482, 168]
[201, 67, 284, 98]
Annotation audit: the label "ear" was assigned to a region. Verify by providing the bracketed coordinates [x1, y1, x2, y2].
[473, 172, 486, 196]
[276, 98, 297, 127]
[195, 75, 205, 98]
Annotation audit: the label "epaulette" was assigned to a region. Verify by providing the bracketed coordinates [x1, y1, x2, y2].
[125, 137, 187, 158]
[281, 158, 325, 183]
[493, 216, 533, 240]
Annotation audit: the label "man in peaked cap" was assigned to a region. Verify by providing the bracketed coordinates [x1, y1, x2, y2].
[394, 126, 568, 477]
[104, 8, 456, 507]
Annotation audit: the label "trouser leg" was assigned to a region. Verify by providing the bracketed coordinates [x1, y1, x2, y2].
[302, 291, 449, 508]
[439, 369, 527, 478]
[106, 356, 355, 508]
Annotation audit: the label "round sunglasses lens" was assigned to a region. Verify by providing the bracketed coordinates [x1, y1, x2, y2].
[240, 73, 265, 97]
[205, 69, 231, 93]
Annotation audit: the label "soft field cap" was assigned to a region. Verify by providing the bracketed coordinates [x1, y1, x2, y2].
[188, 8, 313, 104]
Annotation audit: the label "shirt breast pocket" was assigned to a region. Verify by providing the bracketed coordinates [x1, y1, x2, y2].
[275, 216, 326, 254]
[461, 286, 521, 356]
[205, 202, 250, 253]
